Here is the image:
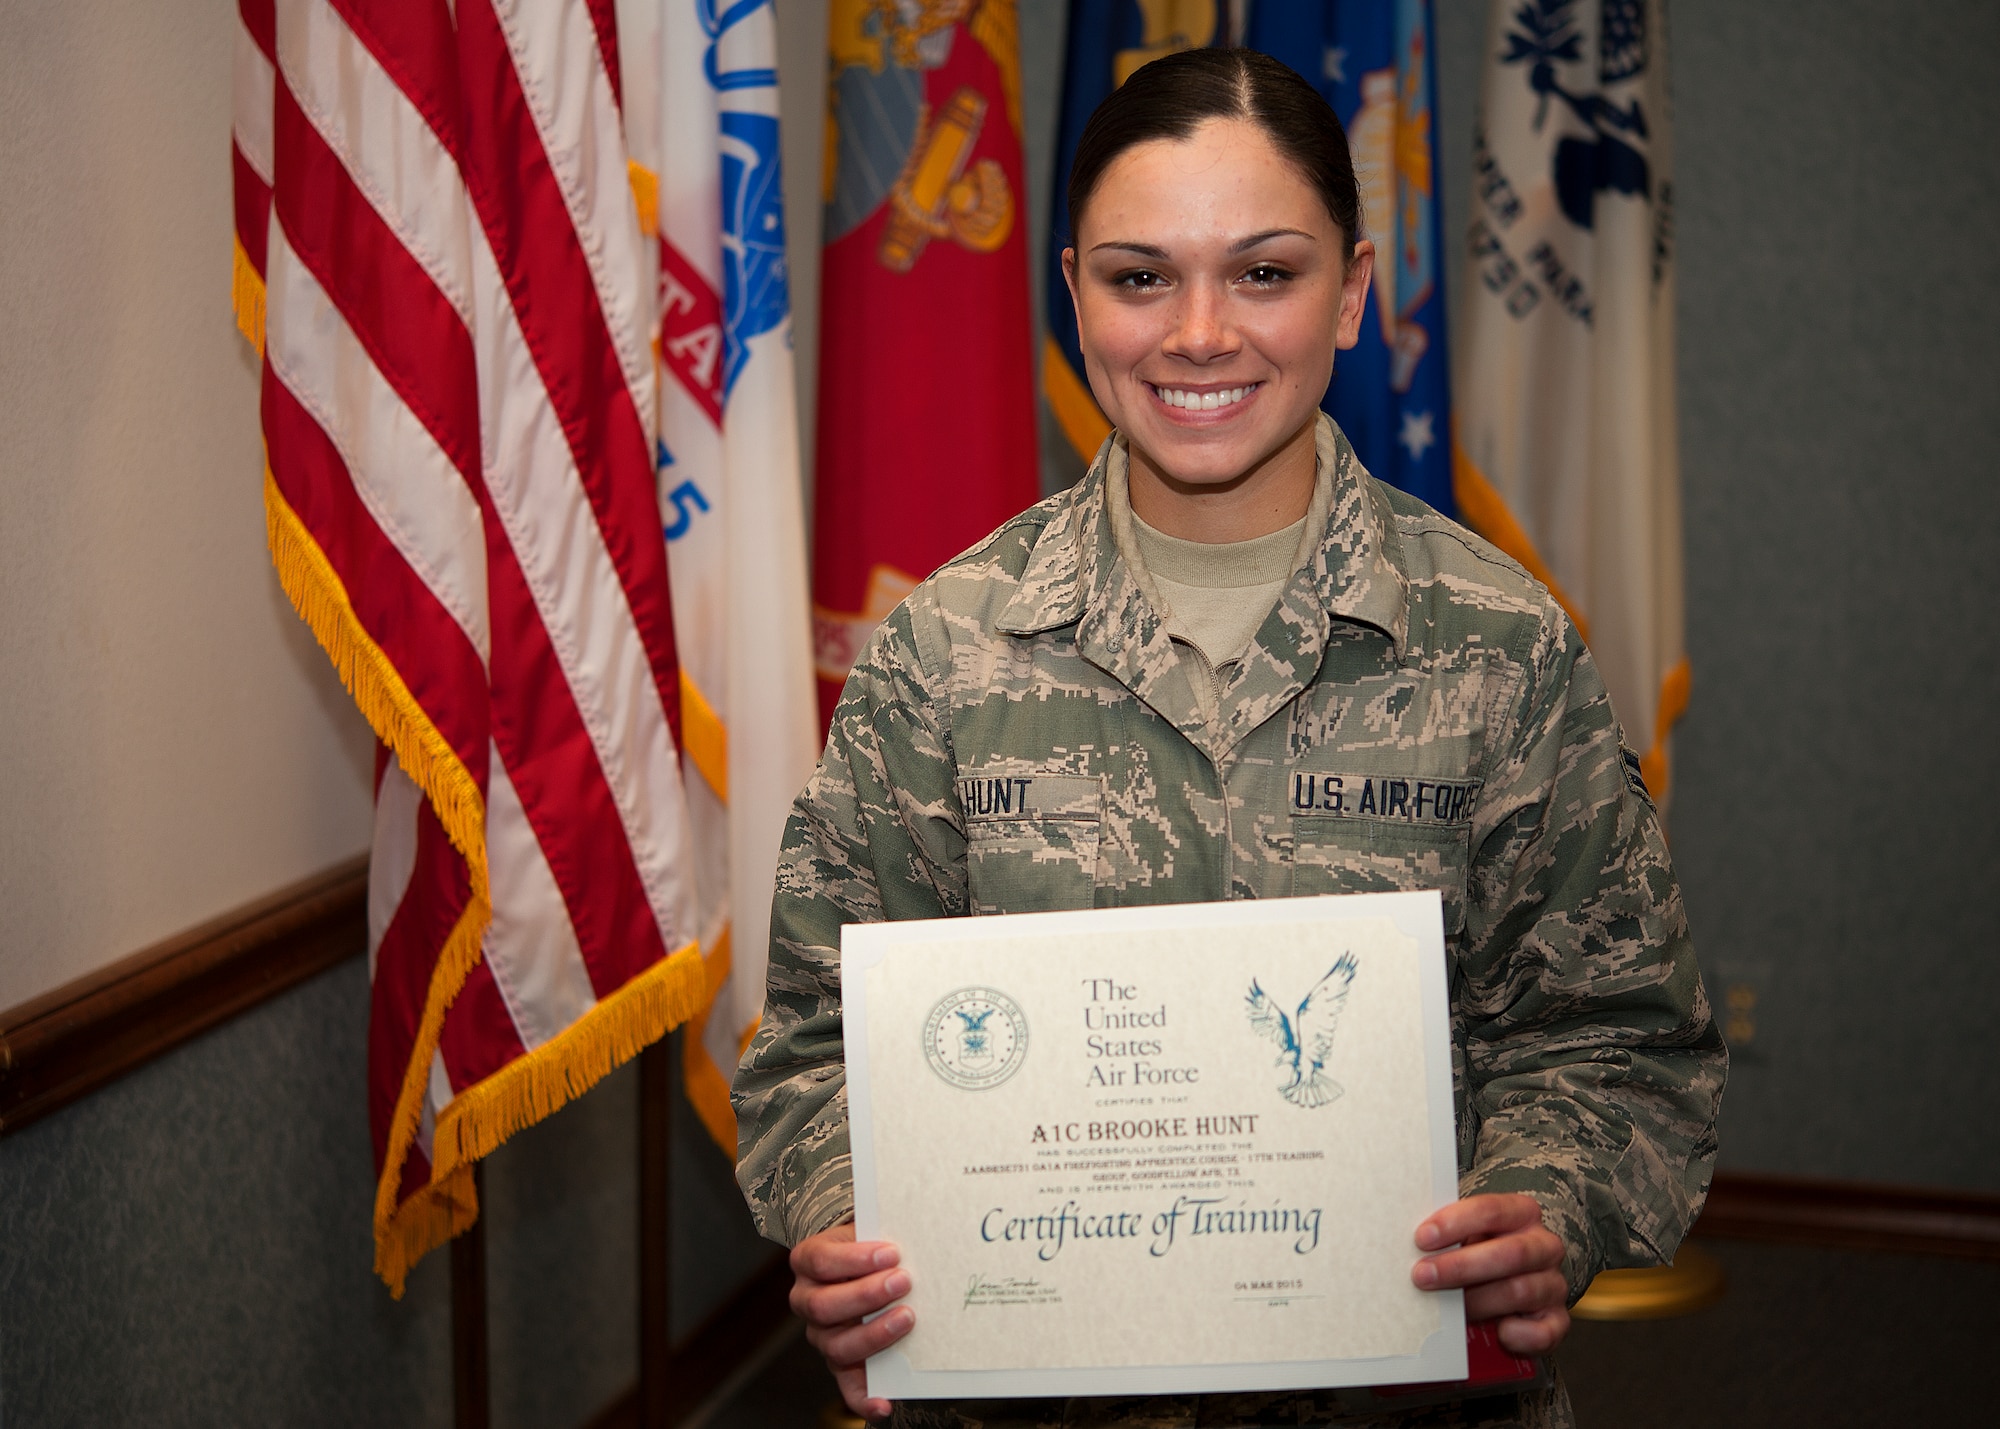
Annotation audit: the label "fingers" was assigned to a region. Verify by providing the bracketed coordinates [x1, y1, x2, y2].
[1463, 1268, 1568, 1323]
[1412, 1224, 1564, 1291]
[831, 1362, 892, 1423]
[1495, 1304, 1571, 1356]
[1414, 1192, 1544, 1252]
[790, 1224, 897, 1288]
[789, 1222, 910, 1421]
[794, 1266, 913, 1328]
[806, 1302, 916, 1381]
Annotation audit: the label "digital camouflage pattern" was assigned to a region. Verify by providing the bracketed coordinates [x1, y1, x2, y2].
[732, 417, 1725, 1429]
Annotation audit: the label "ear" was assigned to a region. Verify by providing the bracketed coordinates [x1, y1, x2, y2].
[1334, 238, 1375, 351]
[1061, 245, 1082, 326]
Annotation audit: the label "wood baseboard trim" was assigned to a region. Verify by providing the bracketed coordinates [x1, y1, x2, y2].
[0, 855, 369, 1135]
[584, 1251, 796, 1429]
[1697, 1170, 2000, 1261]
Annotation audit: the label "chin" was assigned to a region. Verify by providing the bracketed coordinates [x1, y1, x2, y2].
[1128, 416, 1305, 490]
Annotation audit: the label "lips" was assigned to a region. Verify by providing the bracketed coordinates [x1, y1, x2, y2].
[1148, 382, 1260, 412]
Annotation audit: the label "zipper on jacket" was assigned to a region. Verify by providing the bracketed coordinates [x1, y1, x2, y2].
[1175, 638, 1235, 900]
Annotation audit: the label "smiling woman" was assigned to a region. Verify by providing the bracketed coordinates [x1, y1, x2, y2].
[732, 46, 1724, 1429]
[1062, 49, 1370, 543]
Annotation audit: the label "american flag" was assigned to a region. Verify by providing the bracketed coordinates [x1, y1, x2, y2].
[232, 0, 703, 1295]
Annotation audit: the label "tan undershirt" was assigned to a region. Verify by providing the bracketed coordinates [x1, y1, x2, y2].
[1131, 512, 1307, 665]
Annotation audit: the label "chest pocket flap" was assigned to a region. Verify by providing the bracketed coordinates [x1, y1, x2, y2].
[958, 771, 1103, 915]
[1289, 772, 1477, 935]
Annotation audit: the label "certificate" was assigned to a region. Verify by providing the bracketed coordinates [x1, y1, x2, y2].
[843, 892, 1466, 1401]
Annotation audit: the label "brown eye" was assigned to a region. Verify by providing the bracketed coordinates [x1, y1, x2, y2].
[1243, 265, 1291, 286]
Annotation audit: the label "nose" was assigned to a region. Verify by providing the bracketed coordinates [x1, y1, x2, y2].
[1161, 281, 1239, 365]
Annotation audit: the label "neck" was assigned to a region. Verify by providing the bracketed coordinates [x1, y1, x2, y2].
[1124, 416, 1318, 543]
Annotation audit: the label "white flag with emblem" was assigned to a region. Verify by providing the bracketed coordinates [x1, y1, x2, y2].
[620, 0, 818, 1149]
[1454, 0, 1688, 800]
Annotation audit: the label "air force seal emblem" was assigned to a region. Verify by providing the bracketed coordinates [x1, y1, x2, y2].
[924, 987, 1028, 1090]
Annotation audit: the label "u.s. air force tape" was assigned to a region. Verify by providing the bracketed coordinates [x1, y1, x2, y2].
[1289, 772, 1481, 824]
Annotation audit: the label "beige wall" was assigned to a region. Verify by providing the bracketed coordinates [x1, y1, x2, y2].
[0, 2, 836, 1011]
[0, 0, 374, 1008]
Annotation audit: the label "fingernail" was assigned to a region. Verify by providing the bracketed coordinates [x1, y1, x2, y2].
[872, 1246, 899, 1270]
[885, 1270, 911, 1297]
[1415, 1224, 1442, 1250]
[1413, 1260, 1438, 1289]
[892, 1307, 915, 1330]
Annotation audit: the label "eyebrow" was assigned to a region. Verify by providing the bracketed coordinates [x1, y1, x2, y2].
[1088, 228, 1318, 258]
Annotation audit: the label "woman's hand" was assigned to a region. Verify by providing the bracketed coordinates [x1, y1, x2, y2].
[789, 1219, 913, 1422]
[1411, 1193, 1570, 1355]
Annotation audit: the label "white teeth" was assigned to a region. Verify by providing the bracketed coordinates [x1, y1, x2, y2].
[1156, 384, 1254, 411]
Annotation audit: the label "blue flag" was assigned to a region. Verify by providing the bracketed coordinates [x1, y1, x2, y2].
[1248, 0, 1454, 514]
[1044, 0, 1454, 517]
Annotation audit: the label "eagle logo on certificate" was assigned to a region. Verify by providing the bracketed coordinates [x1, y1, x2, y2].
[1245, 952, 1359, 1108]
[924, 987, 1028, 1089]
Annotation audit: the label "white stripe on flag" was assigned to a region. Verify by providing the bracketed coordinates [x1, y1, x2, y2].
[367, 758, 424, 977]
[264, 223, 491, 662]
[233, 21, 276, 184]
[277, 0, 477, 328]
[482, 739, 598, 1050]
[465, 229, 694, 940]
[490, 0, 657, 427]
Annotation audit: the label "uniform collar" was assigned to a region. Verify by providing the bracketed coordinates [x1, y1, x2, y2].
[997, 416, 1410, 753]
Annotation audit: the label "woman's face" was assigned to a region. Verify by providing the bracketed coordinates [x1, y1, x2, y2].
[1064, 117, 1373, 502]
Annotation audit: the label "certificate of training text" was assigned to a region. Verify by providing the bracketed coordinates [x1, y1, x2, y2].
[842, 892, 1466, 1400]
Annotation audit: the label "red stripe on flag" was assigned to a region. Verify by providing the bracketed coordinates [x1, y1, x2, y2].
[262, 376, 490, 787]
[368, 796, 470, 1179]
[454, 0, 682, 739]
[271, 76, 483, 489]
[435, 954, 529, 1089]
[239, 0, 275, 65]
[485, 547, 673, 996]
[232, 142, 271, 275]
[584, 0, 622, 109]
[332, 0, 464, 165]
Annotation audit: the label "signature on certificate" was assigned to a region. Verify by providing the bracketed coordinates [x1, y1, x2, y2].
[964, 1273, 1064, 1309]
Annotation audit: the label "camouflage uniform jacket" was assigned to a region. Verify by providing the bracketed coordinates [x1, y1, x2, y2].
[733, 418, 1724, 1428]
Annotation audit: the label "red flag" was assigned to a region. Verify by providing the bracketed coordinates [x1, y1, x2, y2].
[811, 0, 1040, 725]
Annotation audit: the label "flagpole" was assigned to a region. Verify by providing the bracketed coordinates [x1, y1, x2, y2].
[451, 1162, 490, 1429]
[639, 1034, 675, 1426]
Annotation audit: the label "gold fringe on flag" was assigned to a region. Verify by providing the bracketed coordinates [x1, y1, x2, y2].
[678, 670, 729, 801]
[432, 939, 708, 1173]
[263, 471, 496, 1296]
[1450, 434, 1592, 645]
[1453, 434, 1690, 803]
[370, 892, 490, 1295]
[629, 160, 660, 239]
[233, 237, 267, 356]
[263, 473, 489, 867]
[680, 926, 742, 1153]
[1042, 335, 1111, 467]
[1638, 659, 1692, 806]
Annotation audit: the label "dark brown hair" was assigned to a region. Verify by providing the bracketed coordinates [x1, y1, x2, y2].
[1066, 47, 1363, 260]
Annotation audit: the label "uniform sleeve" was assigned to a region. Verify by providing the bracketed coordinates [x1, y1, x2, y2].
[730, 600, 969, 1246]
[1456, 612, 1727, 1301]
